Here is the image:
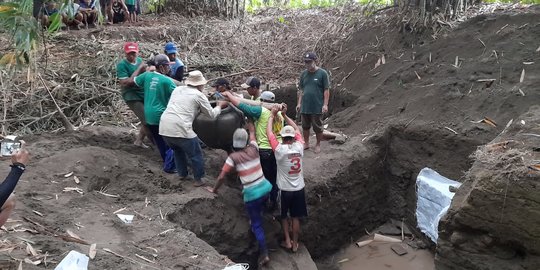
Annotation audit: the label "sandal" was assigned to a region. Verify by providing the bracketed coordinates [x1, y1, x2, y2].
[258, 255, 270, 267]
[193, 181, 205, 187]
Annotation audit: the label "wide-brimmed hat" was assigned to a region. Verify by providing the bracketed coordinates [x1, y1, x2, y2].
[185, 70, 207, 86]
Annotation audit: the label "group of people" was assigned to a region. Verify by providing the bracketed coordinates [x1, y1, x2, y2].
[0, 41, 330, 268]
[117, 40, 330, 266]
[41, 0, 141, 29]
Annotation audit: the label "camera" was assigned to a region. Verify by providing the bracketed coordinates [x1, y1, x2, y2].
[1, 136, 21, 157]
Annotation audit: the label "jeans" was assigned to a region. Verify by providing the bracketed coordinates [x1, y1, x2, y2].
[259, 149, 278, 206]
[163, 136, 205, 181]
[147, 125, 176, 173]
[245, 195, 269, 256]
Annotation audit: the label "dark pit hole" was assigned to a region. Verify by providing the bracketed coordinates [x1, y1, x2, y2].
[166, 123, 484, 269]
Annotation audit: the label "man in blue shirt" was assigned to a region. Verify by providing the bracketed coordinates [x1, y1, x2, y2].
[164, 42, 185, 81]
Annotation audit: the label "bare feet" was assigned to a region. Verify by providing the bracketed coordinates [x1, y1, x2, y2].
[133, 140, 149, 148]
[291, 241, 299, 253]
[314, 144, 321, 154]
[280, 240, 292, 250]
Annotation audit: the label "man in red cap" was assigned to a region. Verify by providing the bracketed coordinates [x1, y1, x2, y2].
[117, 42, 150, 147]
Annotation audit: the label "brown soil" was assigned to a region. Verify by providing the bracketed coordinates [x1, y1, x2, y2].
[1, 5, 540, 270]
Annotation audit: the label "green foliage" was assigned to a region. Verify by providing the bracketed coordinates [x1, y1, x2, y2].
[0, 0, 38, 65]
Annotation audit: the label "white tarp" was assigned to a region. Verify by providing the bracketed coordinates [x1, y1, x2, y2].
[416, 167, 461, 243]
[54, 250, 89, 270]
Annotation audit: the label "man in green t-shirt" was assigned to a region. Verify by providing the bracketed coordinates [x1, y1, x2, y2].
[124, 54, 177, 173]
[296, 52, 330, 154]
[117, 42, 149, 147]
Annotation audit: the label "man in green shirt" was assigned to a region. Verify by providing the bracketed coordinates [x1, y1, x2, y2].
[296, 52, 330, 154]
[125, 54, 176, 173]
[117, 42, 149, 147]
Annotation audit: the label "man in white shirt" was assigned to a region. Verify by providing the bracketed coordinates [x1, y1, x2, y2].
[267, 106, 307, 253]
[160, 70, 227, 187]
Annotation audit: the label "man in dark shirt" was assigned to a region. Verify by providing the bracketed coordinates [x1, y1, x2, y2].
[296, 52, 330, 154]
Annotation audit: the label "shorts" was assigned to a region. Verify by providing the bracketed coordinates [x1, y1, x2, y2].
[280, 188, 307, 219]
[127, 4, 136, 13]
[113, 13, 125, 23]
[301, 113, 323, 133]
[125, 100, 145, 124]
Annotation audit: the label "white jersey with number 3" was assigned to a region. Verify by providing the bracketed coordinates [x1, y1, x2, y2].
[274, 141, 305, 192]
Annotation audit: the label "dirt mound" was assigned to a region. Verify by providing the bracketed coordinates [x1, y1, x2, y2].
[0, 127, 229, 269]
[328, 8, 540, 149]
[436, 106, 540, 270]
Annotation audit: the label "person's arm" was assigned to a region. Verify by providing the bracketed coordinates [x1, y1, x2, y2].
[0, 143, 29, 207]
[246, 121, 257, 143]
[174, 66, 184, 81]
[322, 70, 330, 113]
[296, 72, 305, 112]
[221, 91, 262, 120]
[267, 107, 279, 151]
[121, 0, 130, 13]
[207, 157, 235, 194]
[198, 94, 223, 119]
[124, 64, 146, 87]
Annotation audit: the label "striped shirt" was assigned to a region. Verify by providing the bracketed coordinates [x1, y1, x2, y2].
[223, 141, 272, 202]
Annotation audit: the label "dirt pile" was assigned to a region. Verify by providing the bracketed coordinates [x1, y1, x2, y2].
[436, 106, 540, 270]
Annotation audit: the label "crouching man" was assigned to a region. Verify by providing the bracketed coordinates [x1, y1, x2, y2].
[206, 124, 272, 267]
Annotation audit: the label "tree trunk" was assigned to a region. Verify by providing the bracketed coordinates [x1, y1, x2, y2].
[165, 0, 245, 19]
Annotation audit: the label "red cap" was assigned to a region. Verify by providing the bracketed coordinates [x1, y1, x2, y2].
[124, 42, 139, 53]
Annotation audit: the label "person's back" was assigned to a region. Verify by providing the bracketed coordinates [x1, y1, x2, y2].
[160, 85, 218, 139]
[274, 136, 305, 191]
[134, 71, 176, 126]
[227, 141, 272, 203]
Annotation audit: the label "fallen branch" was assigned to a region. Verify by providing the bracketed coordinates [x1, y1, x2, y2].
[23, 217, 90, 245]
[37, 73, 75, 132]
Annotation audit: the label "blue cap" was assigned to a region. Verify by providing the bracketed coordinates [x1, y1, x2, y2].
[164, 42, 178, 55]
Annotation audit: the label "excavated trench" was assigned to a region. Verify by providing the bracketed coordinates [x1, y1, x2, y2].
[166, 88, 486, 269]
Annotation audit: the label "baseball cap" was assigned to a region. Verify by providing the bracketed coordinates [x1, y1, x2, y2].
[124, 42, 139, 53]
[212, 78, 230, 88]
[241, 77, 261, 89]
[153, 54, 171, 66]
[303, 52, 317, 61]
[232, 128, 248, 148]
[280, 125, 295, 138]
[164, 42, 178, 55]
[260, 91, 275, 102]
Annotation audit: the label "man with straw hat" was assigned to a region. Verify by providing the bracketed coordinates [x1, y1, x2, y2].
[160, 71, 227, 187]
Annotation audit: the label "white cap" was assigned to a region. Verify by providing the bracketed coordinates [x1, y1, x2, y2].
[232, 128, 248, 148]
[260, 91, 275, 102]
[280, 125, 295, 138]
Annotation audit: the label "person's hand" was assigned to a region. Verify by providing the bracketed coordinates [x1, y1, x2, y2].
[11, 140, 29, 166]
[221, 91, 232, 98]
[217, 100, 228, 109]
[322, 104, 328, 113]
[205, 186, 217, 194]
[296, 104, 301, 112]
[271, 105, 279, 116]
[281, 103, 287, 114]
